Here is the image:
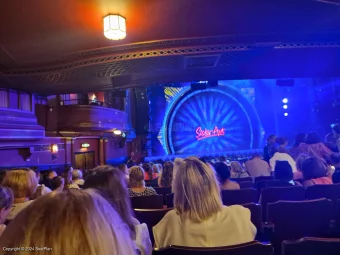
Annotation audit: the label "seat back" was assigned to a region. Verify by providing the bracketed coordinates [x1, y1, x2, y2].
[257, 180, 294, 192]
[239, 181, 253, 189]
[241, 203, 262, 231]
[131, 195, 163, 209]
[335, 199, 340, 235]
[154, 187, 172, 205]
[230, 177, 253, 183]
[221, 188, 258, 206]
[282, 237, 340, 255]
[255, 176, 274, 185]
[305, 184, 340, 201]
[261, 186, 305, 207]
[153, 241, 273, 255]
[166, 193, 174, 208]
[134, 208, 172, 245]
[267, 199, 333, 241]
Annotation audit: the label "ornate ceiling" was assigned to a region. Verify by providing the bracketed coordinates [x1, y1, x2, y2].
[1, 0, 340, 94]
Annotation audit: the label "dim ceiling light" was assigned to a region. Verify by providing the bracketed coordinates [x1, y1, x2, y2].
[282, 98, 288, 104]
[103, 14, 126, 40]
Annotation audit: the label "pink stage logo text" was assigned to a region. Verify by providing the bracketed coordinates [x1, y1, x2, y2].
[196, 126, 225, 140]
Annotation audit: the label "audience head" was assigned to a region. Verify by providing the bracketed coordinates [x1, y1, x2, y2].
[152, 164, 159, 174]
[118, 163, 128, 174]
[267, 134, 276, 145]
[301, 157, 327, 180]
[129, 166, 145, 188]
[0, 189, 135, 255]
[330, 153, 340, 168]
[306, 132, 321, 144]
[72, 169, 83, 181]
[251, 153, 261, 159]
[0, 186, 13, 224]
[142, 163, 152, 180]
[276, 137, 288, 148]
[174, 157, 222, 223]
[274, 161, 293, 182]
[214, 162, 231, 185]
[62, 167, 73, 187]
[50, 176, 65, 192]
[296, 154, 310, 171]
[84, 165, 135, 238]
[219, 156, 226, 162]
[47, 170, 57, 179]
[2, 169, 38, 200]
[161, 161, 174, 187]
[294, 133, 306, 147]
[230, 161, 244, 173]
[157, 163, 163, 173]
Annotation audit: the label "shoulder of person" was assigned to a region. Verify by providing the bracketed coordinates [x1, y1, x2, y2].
[303, 180, 314, 187]
[223, 205, 251, 218]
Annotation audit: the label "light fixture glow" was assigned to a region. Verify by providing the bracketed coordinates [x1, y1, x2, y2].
[284, 112, 289, 117]
[283, 105, 288, 109]
[103, 14, 126, 40]
[113, 129, 122, 135]
[51, 144, 58, 153]
[282, 98, 288, 104]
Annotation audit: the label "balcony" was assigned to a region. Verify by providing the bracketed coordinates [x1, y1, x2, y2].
[57, 99, 127, 131]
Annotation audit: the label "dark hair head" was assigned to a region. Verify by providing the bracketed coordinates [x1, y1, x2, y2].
[252, 153, 261, 159]
[276, 137, 288, 146]
[118, 163, 127, 172]
[267, 134, 276, 142]
[161, 161, 174, 187]
[274, 161, 293, 181]
[142, 163, 152, 179]
[330, 153, 340, 166]
[296, 154, 310, 171]
[301, 157, 327, 180]
[214, 162, 231, 184]
[294, 133, 306, 147]
[219, 156, 226, 162]
[306, 132, 321, 144]
[50, 176, 64, 191]
[84, 165, 136, 239]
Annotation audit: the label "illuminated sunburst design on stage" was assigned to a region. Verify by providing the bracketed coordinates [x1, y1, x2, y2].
[159, 85, 262, 155]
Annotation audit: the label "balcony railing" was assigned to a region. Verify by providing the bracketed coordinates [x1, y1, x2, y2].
[60, 99, 124, 111]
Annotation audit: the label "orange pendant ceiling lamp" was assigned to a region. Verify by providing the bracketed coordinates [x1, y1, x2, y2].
[103, 14, 126, 40]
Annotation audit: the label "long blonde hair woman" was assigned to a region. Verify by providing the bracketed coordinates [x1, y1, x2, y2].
[153, 157, 256, 248]
[2, 169, 38, 220]
[0, 189, 136, 255]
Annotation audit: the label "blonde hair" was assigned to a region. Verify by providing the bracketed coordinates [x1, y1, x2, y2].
[174, 157, 222, 223]
[230, 161, 244, 173]
[129, 166, 145, 188]
[72, 169, 83, 180]
[0, 189, 135, 255]
[2, 170, 38, 199]
[152, 164, 159, 174]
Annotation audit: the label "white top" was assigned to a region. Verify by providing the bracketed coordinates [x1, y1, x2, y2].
[40, 184, 52, 195]
[270, 152, 297, 173]
[133, 218, 152, 255]
[7, 200, 33, 220]
[153, 205, 256, 248]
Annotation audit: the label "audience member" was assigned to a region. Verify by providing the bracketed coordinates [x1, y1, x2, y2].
[50, 176, 65, 192]
[301, 157, 333, 186]
[230, 161, 249, 178]
[142, 163, 154, 181]
[270, 138, 297, 173]
[2, 169, 38, 220]
[332, 123, 340, 153]
[0, 186, 13, 236]
[306, 132, 332, 160]
[72, 169, 84, 186]
[118, 163, 129, 179]
[294, 154, 310, 180]
[0, 189, 136, 255]
[84, 165, 152, 255]
[274, 161, 301, 186]
[214, 162, 240, 190]
[325, 132, 338, 152]
[157, 163, 163, 174]
[153, 157, 256, 248]
[152, 164, 160, 179]
[330, 153, 340, 183]
[244, 154, 270, 177]
[158, 161, 174, 188]
[128, 166, 157, 197]
[62, 167, 79, 189]
[31, 169, 52, 199]
[171, 157, 184, 193]
[263, 134, 277, 162]
[0, 171, 6, 183]
[290, 133, 310, 159]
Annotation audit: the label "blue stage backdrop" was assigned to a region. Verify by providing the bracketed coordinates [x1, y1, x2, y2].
[152, 82, 263, 155]
[148, 79, 331, 156]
